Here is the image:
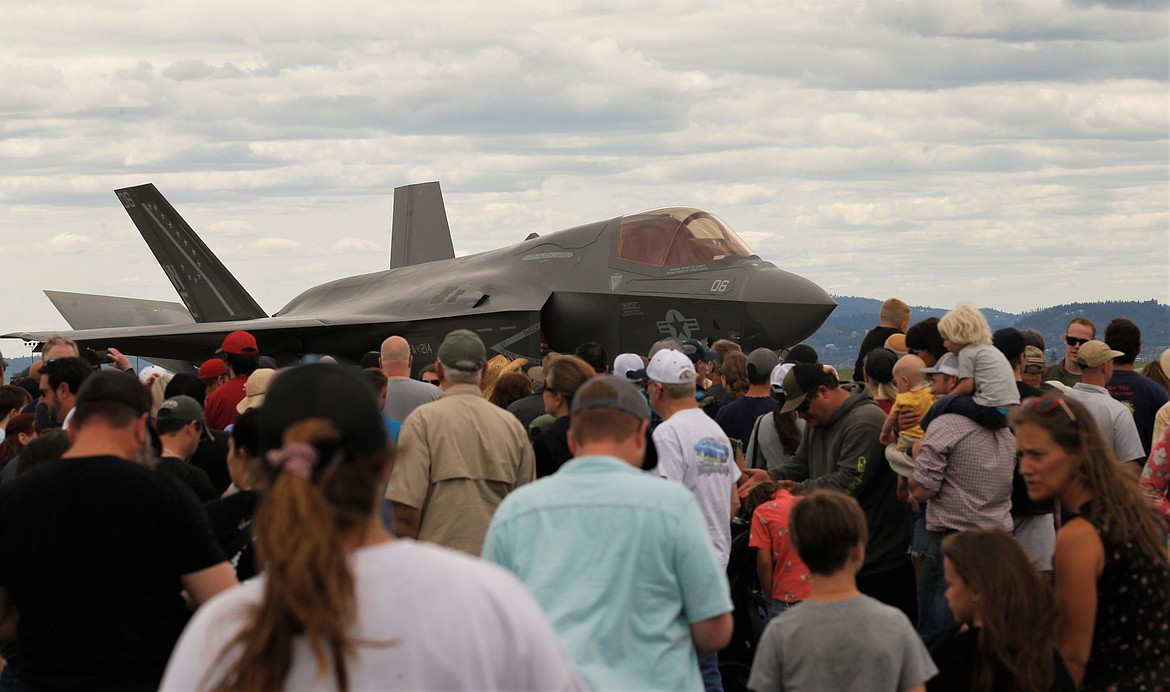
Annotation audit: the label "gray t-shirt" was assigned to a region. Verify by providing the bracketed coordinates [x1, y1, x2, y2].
[748, 595, 937, 691]
[383, 377, 441, 422]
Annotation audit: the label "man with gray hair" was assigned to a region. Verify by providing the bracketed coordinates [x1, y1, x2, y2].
[387, 329, 534, 556]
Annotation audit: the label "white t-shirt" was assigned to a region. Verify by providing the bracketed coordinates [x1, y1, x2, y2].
[161, 540, 583, 691]
[653, 408, 741, 566]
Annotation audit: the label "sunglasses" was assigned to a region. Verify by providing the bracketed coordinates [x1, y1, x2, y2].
[1064, 336, 1090, 347]
[795, 394, 816, 413]
[1019, 396, 1077, 423]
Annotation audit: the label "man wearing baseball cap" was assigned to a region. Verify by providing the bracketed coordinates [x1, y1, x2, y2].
[204, 330, 259, 430]
[155, 395, 218, 501]
[646, 348, 740, 691]
[0, 371, 236, 690]
[387, 329, 534, 556]
[197, 359, 227, 399]
[484, 375, 733, 691]
[769, 363, 915, 621]
[1066, 339, 1145, 472]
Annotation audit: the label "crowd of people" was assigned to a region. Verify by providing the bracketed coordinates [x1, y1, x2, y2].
[0, 296, 1166, 691]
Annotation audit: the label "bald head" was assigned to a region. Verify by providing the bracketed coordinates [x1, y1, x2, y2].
[380, 336, 412, 377]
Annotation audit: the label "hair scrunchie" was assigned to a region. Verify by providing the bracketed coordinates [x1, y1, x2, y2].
[266, 442, 319, 480]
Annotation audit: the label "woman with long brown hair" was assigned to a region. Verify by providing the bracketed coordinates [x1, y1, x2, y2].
[161, 364, 580, 691]
[927, 529, 1074, 691]
[720, 350, 750, 402]
[1013, 395, 1170, 690]
[0, 413, 36, 471]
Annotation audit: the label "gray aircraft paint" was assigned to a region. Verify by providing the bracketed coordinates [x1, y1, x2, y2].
[7, 182, 836, 373]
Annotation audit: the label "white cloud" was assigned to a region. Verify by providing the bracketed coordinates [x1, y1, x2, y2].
[45, 233, 91, 253]
[0, 0, 1165, 355]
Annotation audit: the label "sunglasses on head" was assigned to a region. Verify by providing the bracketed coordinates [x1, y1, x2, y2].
[1065, 336, 1090, 347]
[1019, 396, 1077, 423]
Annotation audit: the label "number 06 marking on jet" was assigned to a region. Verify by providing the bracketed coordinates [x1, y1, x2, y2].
[710, 279, 730, 293]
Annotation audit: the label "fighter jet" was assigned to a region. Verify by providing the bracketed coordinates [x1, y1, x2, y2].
[7, 182, 836, 369]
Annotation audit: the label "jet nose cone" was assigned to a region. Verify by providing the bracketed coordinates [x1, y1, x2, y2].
[741, 266, 835, 307]
[740, 266, 836, 347]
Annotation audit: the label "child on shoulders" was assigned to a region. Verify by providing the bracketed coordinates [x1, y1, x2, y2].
[921, 304, 1019, 431]
[880, 354, 935, 477]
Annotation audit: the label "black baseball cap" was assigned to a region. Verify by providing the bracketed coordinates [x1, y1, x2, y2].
[74, 371, 151, 414]
[257, 364, 386, 460]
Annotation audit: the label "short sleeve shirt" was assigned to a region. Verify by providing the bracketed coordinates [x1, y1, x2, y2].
[957, 343, 1019, 408]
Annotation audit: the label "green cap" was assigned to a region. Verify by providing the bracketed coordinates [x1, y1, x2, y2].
[438, 329, 487, 371]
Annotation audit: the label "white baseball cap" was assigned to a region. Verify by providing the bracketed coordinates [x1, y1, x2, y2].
[646, 349, 696, 384]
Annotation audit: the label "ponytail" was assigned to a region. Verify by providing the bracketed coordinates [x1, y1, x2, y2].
[211, 418, 389, 691]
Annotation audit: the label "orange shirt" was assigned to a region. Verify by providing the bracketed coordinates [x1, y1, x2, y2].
[749, 489, 811, 603]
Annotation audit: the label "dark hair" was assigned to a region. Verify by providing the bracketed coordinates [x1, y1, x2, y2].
[361, 367, 388, 392]
[155, 416, 198, 437]
[992, 327, 1027, 364]
[488, 372, 533, 409]
[573, 341, 609, 374]
[0, 385, 31, 415]
[788, 489, 867, 575]
[742, 481, 778, 517]
[71, 400, 141, 430]
[0, 413, 37, 468]
[230, 408, 261, 457]
[942, 530, 1058, 692]
[14, 429, 71, 477]
[164, 373, 207, 406]
[42, 357, 92, 397]
[226, 353, 260, 378]
[771, 409, 803, 456]
[1019, 328, 1046, 352]
[905, 317, 946, 363]
[1103, 318, 1140, 365]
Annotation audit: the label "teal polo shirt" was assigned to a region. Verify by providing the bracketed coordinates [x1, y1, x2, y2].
[483, 455, 732, 691]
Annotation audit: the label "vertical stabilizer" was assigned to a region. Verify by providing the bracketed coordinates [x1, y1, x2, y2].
[115, 184, 267, 323]
[390, 181, 456, 268]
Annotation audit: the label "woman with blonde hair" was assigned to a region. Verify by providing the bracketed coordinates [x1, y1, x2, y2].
[1013, 395, 1170, 689]
[928, 529, 1074, 691]
[161, 364, 580, 691]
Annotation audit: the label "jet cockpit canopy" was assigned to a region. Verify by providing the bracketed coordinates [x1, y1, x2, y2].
[615, 207, 756, 267]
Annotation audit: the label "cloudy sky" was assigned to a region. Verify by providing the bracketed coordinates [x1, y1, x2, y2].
[1, 0, 1166, 357]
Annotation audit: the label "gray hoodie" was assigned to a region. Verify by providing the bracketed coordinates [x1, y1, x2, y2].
[774, 389, 912, 575]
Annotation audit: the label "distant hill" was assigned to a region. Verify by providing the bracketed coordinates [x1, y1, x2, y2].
[805, 298, 1169, 369]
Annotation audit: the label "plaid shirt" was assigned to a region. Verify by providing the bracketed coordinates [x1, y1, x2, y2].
[913, 414, 1015, 532]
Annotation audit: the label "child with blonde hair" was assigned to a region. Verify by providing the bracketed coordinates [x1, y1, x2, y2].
[879, 354, 935, 477]
[921, 304, 1019, 431]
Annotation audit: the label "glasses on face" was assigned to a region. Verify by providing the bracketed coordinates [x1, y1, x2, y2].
[795, 394, 816, 413]
[1019, 396, 1077, 423]
[1065, 336, 1090, 347]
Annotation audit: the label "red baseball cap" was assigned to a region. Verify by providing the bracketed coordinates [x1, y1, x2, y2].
[197, 359, 226, 381]
[218, 330, 258, 356]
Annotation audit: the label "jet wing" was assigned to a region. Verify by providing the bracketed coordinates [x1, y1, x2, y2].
[45, 290, 195, 330]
